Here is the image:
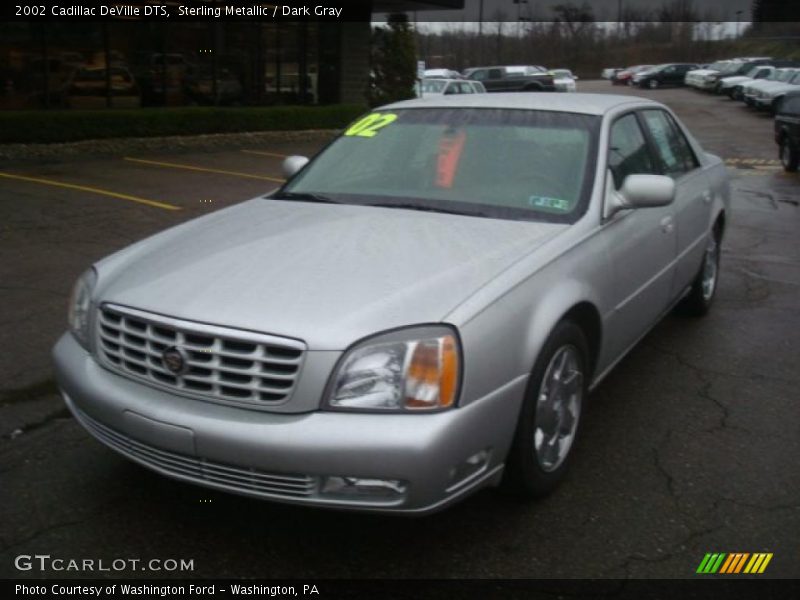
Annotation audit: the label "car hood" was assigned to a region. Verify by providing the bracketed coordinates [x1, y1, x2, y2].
[765, 83, 800, 96]
[720, 76, 752, 86]
[96, 198, 567, 350]
[748, 80, 787, 92]
[688, 69, 718, 77]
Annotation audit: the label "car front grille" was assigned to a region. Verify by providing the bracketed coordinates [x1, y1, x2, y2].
[73, 405, 317, 499]
[96, 304, 305, 409]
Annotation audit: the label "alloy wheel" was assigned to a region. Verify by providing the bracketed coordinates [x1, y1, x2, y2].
[534, 345, 583, 472]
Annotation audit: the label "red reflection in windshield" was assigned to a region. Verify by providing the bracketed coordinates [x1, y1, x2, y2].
[436, 131, 466, 189]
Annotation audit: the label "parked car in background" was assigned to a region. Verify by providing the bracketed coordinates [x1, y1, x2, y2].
[464, 65, 555, 92]
[612, 65, 653, 86]
[550, 69, 577, 92]
[601, 68, 623, 80]
[417, 78, 485, 97]
[53, 93, 730, 514]
[424, 68, 462, 79]
[184, 68, 244, 106]
[134, 53, 195, 105]
[685, 60, 735, 89]
[775, 91, 800, 171]
[719, 64, 775, 99]
[753, 70, 800, 114]
[65, 66, 141, 109]
[741, 68, 798, 106]
[706, 59, 773, 93]
[636, 63, 698, 89]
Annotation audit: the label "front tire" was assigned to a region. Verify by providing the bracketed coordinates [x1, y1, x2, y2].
[780, 139, 799, 172]
[677, 226, 721, 316]
[649, 79, 660, 89]
[502, 321, 588, 498]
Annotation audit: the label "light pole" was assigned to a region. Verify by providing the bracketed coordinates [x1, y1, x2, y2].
[478, 0, 484, 63]
[514, 0, 528, 37]
[735, 10, 743, 38]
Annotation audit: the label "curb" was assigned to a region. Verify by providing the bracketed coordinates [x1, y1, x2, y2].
[0, 129, 339, 163]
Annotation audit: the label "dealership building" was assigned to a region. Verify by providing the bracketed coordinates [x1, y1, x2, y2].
[0, 1, 463, 110]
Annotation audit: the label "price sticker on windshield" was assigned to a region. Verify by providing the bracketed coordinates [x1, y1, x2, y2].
[344, 113, 398, 138]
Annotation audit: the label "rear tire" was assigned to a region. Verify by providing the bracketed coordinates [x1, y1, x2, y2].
[780, 139, 799, 172]
[649, 79, 660, 89]
[502, 321, 588, 498]
[676, 225, 721, 317]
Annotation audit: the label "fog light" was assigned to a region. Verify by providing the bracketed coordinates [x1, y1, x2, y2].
[447, 449, 491, 492]
[320, 476, 408, 500]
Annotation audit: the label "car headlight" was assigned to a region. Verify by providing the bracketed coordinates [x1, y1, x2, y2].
[68, 268, 97, 349]
[326, 325, 461, 412]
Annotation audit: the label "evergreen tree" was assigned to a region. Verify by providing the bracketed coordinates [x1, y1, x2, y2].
[369, 13, 417, 107]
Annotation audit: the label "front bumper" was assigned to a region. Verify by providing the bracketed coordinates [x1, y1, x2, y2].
[754, 97, 773, 110]
[53, 334, 524, 515]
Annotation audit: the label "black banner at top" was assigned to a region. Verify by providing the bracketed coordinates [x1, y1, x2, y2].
[3, 1, 800, 23]
[1, 1, 374, 22]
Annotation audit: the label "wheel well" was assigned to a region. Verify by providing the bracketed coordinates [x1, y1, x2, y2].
[714, 211, 726, 241]
[561, 302, 601, 379]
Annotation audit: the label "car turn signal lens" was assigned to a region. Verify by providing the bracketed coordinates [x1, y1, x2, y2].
[404, 335, 458, 410]
[327, 326, 461, 412]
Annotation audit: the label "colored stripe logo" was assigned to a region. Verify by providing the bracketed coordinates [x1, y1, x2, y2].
[696, 552, 773, 574]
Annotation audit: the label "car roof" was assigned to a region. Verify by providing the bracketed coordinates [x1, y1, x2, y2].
[382, 92, 658, 116]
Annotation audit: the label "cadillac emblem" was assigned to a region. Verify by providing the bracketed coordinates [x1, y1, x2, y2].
[162, 346, 188, 375]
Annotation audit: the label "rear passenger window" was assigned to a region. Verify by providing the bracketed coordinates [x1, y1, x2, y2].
[608, 114, 657, 189]
[641, 110, 698, 178]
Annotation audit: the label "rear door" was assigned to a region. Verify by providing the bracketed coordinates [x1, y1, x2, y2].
[640, 109, 713, 298]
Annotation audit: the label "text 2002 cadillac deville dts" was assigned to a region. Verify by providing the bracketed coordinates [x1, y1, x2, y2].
[53, 94, 729, 514]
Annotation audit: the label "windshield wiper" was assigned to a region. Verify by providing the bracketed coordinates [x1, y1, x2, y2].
[273, 191, 340, 204]
[368, 202, 487, 217]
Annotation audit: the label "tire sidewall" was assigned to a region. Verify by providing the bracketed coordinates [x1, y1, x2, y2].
[780, 140, 799, 172]
[502, 321, 589, 497]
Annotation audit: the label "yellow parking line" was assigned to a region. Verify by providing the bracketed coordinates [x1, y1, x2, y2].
[241, 149, 289, 159]
[0, 172, 181, 211]
[124, 157, 285, 182]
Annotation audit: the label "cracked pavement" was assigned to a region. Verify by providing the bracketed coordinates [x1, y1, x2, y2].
[0, 82, 798, 579]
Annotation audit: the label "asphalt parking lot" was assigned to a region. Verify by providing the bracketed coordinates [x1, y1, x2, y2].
[1, 81, 798, 580]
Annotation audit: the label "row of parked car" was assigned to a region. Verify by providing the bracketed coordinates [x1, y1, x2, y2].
[682, 56, 800, 172]
[603, 63, 698, 88]
[418, 65, 579, 98]
[685, 57, 800, 113]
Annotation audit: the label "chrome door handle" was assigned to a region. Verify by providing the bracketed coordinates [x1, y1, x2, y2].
[702, 190, 713, 204]
[660, 216, 674, 234]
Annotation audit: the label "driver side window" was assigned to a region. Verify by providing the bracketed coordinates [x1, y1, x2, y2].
[608, 114, 657, 189]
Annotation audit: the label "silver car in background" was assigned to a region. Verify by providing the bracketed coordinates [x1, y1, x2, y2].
[54, 94, 729, 514]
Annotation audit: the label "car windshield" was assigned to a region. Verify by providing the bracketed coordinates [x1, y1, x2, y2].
[279, 108, 600, 224]
[421, 79, 447, 93]
[776, 70, 796, 81]
[720, 62, 744, 74]
[745, 66, 764, 77]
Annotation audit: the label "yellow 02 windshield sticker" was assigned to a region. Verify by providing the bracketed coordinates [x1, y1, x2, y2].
[344, 113, 398, 138]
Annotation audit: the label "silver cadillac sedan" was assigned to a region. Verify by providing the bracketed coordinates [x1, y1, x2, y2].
[53, 94, 729, 514]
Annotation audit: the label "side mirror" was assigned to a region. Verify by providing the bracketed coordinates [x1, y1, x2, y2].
[282, 155, 309, 179]
[574, 75, 580, 80]
[607, 174, 675, 217]
[620, 174, 675, 208]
